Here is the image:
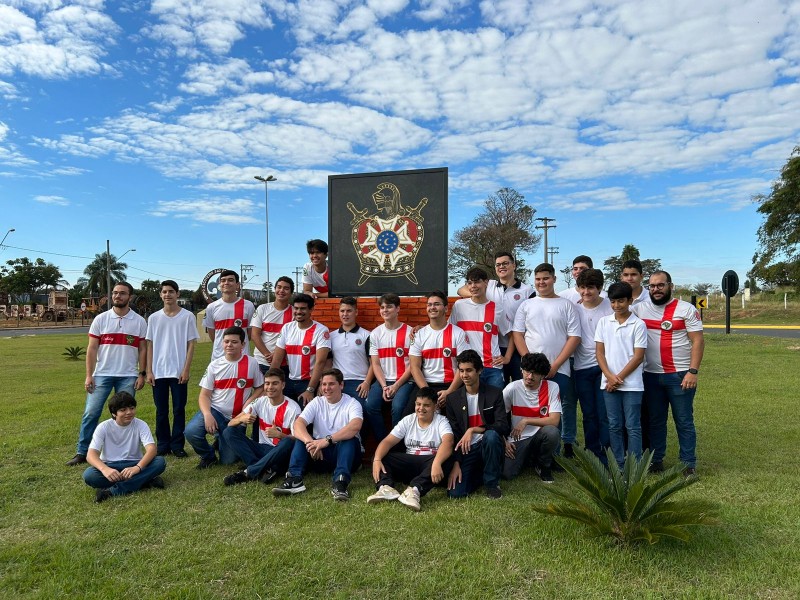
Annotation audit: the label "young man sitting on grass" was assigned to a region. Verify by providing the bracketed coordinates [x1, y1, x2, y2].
[367, 387, 454, 511]
[82, 391, 166, 503]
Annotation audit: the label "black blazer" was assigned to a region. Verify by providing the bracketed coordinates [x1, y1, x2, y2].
[445, 383, 510, 460]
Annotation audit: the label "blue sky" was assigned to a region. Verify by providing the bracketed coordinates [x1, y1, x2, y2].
[1, 0, 799, 294]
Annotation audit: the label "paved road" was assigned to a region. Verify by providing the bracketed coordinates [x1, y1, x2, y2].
[704, 325, 800, 339]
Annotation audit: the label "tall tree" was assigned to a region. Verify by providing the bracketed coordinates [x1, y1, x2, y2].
[603, 244, 661, 284]
[750, 146, 800, 290]
[0, 257, 62, 303]
[447, 187, 541, 283]
[82, 252, 128, 296]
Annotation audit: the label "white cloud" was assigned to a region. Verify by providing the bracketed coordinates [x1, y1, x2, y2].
[178, 58, 274, 96]
[33, 194, 69, 205]
[148, 197, 261, 225]
[415, 0, 470, 22]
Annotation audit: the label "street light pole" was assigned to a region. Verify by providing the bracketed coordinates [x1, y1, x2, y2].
[0, 228, 14, 247]
[255, 175, 277, 299]
[105, 242, 136, 309]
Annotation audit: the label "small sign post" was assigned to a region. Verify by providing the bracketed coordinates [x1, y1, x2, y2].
[721, 270, 739, 335]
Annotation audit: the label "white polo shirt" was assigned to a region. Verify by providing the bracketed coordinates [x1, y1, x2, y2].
[329, 325, 371, 380]
[486, 279, 534, 347]
[89, 308, 147, 377]
[594, 313, 648, 391]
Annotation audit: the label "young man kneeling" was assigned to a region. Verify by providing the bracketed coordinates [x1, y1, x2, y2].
[367, 387, 454, 511]
[82, 392, 166, 503]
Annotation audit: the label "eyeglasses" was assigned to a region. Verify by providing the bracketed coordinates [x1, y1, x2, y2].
[495, 261, 512, 268]
[648, 283, 670, 290]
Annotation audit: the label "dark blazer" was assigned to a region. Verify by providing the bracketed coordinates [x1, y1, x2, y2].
[445, 383, 510, 461]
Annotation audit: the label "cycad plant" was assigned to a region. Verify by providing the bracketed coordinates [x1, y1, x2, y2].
[533, 445, 717, 545]
[62, 346, 86, 361]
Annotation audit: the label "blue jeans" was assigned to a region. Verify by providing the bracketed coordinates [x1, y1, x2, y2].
[365, 380, 414, 441]
[343, 379, 368, 401]
[287, 437, 361, 484]
[185, 408, 238, 464]
[448, 430, 504, 498]
[152, 378, 188, 453]
[549, 372, 576, 445]
[604, 390, 643, 468]
[500, 347, 522, 383]
[82, 457, 166, 496]
[479, 367, 504, 389]
[76, 375, 137, 455]
[644, 371, 697, 468]
[573, 366, 609, 460]
[284, 378, 310, 402]
[222, 426, 294, 478]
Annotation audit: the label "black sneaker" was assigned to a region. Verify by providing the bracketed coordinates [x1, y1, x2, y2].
[683, 467, 697, 477]
[485, 486, 502, 499]
[331, 477, 350, 502]
[223, 470, 250, 486]
[66, 453, 86, 466]
[172, 448, 188, 458]
[149, 476, 165, 489]
[273, 475, 306, 496]
[649, 461, 664, 473]
[95, 489, 112, 503]
[539, 467, 554, 483]
[196, 456, 218, 470]
[563, 443, 575, 458]
[258, 468, 278, 484]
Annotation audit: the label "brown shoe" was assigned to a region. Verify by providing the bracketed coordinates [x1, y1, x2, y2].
[66, 453, 86, 466]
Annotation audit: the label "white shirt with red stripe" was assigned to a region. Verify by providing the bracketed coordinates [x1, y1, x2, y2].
[203, 297, 255, 360]
[409, 323, 468, 384]
[632, 299, 702, 374]
[298, 393, 363, 439]
[486, 279, 534, 347]
[243, 395, 301, 446]
[302, 262, 329, 294]
[503, 379, 562, 440]
[449, 298, 502, 369]
[199, 354, 264, 419]
[330, 325, 371, 380]
[369, 323, 412, 382]
[252, 302, 293, 367]
[390, 413, 453, 456]
[512, 296, 581, 377]
[594, 313, 648, 391]
[276, 320, 331, 381]
[466, 391, 484, 445]
[89, 309, 147, 377]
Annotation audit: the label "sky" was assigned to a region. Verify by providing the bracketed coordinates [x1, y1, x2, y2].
[1, 0, 799, 295]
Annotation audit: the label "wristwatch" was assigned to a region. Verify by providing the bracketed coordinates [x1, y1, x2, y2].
[688, 368, 699, 375]
[325, 435, 335, 446]
[306, 386, 315, 394]
[139, 370, 147, 376]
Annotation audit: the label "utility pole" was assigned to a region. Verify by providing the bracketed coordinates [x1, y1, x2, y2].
[535, 217, 556, 263]
[240, 264, 254, 296]
[293, 266, 303, 293]
[548, 246, 559, 265]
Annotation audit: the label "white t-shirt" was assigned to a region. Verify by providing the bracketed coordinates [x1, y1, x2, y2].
[574, 299, 613, 370]
[449, 298, 502, 369]
[466, 391, 484, 445]
[146, 308, 199, 379]
[390, 413, 453, 456]
[89, 417, 154, 462]
[503, 379, 562, 439]
[298, 394, 363, 439]
[244, 396, 302, 446]
[409, 323, 469, 384]
[89, 309, 147, 377]
[302, 262, 329, 294]
[252, 302, 293, 367]
[275, 321, 331, 381]
[486, 279, 534, 346]
[594, 313, 648, 391]
[199, 354, 264, 419]
[632, 288, 649, 306]
[559, 287, 608, 303]
[512, 296, 581, 377]
[329, 325, 371, 380]
[632, 299, 703, 374]
[369, 323, 412, 382]
[203, 297, 256, 360]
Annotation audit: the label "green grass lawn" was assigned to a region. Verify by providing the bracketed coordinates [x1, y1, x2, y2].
[1, 333, 799, 599]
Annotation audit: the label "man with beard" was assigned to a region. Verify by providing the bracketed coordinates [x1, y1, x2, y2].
[67, 282, 147, 466]
[633, 271, 704, 475]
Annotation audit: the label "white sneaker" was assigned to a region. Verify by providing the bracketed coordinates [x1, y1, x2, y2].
[366, 484, 400, 504]
[398, 486, 421, 512]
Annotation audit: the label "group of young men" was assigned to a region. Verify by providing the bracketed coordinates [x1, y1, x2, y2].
[68, 241, 704, 509]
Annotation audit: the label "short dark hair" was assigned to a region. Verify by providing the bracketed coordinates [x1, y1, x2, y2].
[415, 387, 437, 404]
[425, 290, 448, 305]
[465, 266, 489, 282]
[321, 368, 344, 384]
[275, 276, 294, 293]
[109, 391, 136, 416]
[650, 270, 672, 283]
[621, 259, 642, 275]
[306, 239, 329, 255]
[161, 279, 179, 293]
[494, 251, 515, 263]
[340, 296, 357, 308]
[264, 367, 285, 382]
[573, 255, 593, 268]
[222, 326, 245, 342]
[456, 349, 483, 372]
[576, 268, 604, 290]
[293, 293, 315, 310]
[607, 282, 633, 301]
[220, 269, 239, 282]
[520, 353, 551, 376]
[534, 263, 555, 275]
[114, 281, 134, 295]
[378, 293, 400, 307]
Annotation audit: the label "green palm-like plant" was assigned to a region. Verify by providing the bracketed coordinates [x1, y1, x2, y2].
[533, 445, 718, 545]
[62, 346, 86, 361]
